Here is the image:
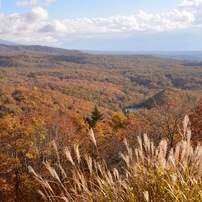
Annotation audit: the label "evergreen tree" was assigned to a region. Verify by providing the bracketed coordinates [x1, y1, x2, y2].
[86, 105, 103, 128]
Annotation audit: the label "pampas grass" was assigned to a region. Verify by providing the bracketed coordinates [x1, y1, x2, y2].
[30, 117, 202, 202]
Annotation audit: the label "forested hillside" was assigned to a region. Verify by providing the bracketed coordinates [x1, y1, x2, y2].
[0, 51, 202, 201]
[0, 52, 201, 110]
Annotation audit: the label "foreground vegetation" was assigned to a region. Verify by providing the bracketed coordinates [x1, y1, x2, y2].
[0, 102, 202, 201]
[30, 116, 202, 202]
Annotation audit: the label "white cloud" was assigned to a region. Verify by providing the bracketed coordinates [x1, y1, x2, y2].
[26, 7, 48, 22]
[16, 0, 56, 7]
[41, 20, 68, 32]
[0, 7, 56, 45]
[39, 9, 195, 38]
[179, 0, 202, 8]
[16, 0, 39, 7]
[44, 0, 56, 5]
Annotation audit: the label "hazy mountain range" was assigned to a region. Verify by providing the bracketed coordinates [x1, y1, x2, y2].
[0, 40, 80, 54]
[84, 50, 202, 61]
[0, 39, 202, 61]
[0, 39, 19, 46]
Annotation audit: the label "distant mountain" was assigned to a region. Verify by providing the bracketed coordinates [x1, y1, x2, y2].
[126, 88, 199, 112]
[83, 50, 202, 61]
[0, 44, 81, 54]
[0, 39, 19, 46]
[152, 51, 202, 61]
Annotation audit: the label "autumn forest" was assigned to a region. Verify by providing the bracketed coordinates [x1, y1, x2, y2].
[0, 47, 202, 201]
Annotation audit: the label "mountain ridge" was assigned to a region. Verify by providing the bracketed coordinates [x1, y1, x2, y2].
[0, 39, 19, 46]
[0, 40, 202, 61]
[0, 44, 81, 54]
[126, 88, 199, 112]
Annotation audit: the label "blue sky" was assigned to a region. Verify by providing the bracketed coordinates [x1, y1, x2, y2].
[0, 0, 202, 51]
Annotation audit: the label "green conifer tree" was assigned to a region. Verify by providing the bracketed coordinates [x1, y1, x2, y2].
[86, 105, 103, 128]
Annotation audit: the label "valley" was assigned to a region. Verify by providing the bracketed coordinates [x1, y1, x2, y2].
[0, 46, 202, 201]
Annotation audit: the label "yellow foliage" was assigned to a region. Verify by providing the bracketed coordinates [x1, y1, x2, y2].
[109, 113, 126, 129]
[26, 153, 33, 159]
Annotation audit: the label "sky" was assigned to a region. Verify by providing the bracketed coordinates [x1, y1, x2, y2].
[0, 0, 202, 51]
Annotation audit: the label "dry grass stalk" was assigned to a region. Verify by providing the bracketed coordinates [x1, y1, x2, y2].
[45, 163, 61, 183]
[84, 154, 93, 176]
[31, 121, 202, 202]
[88, 128, 97, 147]
[64, 146, 75, 166]
[52, 140, 60, 162]
[74, 144, 81, 164]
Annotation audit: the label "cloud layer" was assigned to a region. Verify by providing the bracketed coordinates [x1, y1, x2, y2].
[40, 9, 195, 35]
[0, 0, 201, 47]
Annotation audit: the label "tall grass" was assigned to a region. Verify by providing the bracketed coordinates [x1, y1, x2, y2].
[29, 116, 202, 201]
